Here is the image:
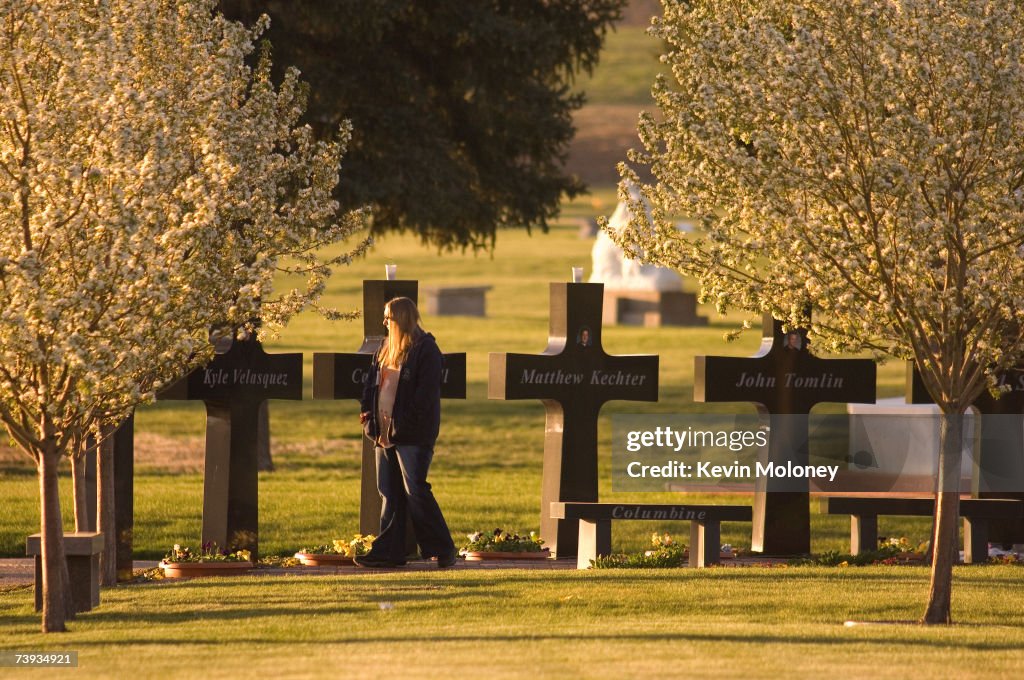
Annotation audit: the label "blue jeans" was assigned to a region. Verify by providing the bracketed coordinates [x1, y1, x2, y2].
[367, 443, 455, 562]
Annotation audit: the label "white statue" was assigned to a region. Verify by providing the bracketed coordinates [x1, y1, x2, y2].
[589, 183, 684, 292]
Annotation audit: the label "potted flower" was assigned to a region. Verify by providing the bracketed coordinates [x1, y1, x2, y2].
[461, 528, 550, 561]
[159, 542, 253, 578]
[294, 534, 375, 566]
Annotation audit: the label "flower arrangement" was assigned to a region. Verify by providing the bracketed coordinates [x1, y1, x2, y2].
[646, 532, 682, 554]
[163, 542, 251, 564]
[462, 529, 546, 554]
[297, 534, 375, 558]
[791, 536, 928, 567]
[989, 552, 1023, 565]
[294, 534, 376, 565]
[873, 536, 929, 565]
[592, 532, 688, 569]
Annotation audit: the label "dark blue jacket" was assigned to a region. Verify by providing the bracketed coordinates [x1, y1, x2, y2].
[360, 331, 443, 447]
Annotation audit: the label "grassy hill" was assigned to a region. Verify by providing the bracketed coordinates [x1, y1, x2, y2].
[566, 4, 670, 186]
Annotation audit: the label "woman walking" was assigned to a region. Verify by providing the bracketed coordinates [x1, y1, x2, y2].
[355, 297, 458, 568]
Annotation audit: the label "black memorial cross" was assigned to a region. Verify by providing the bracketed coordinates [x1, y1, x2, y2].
[82, 413, 135, 581]
[111, 414, 134, 580]
[489, 282, 659, 559]
[695, 314, 876, 554]
[908, 366, 1024, 543]
[312, 279, 466, 536]
[158, 338, 302, 559]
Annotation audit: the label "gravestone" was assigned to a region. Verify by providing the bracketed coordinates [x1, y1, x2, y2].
[602, 290, 708, 327]
[158, 337, 302, 559]
[312, 279, 466, 537]
[908, 365, 1024, 544]
[589, 181, 684, 294]
[422, 285, 492, 317]
[589, 181, 705, 328]
[489, 282, 659, 558]
[695, 314, 876, 554]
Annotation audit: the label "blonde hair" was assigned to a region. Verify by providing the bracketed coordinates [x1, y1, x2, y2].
[379, 297, 422, 368]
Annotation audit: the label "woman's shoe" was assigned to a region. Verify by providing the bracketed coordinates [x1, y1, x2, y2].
[437, 549, 458, 568]
[354, 555, 399, 568]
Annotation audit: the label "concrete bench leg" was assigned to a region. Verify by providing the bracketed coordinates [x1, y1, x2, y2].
[33, 554, 100, 613]
[690, 520, 720, 568]
[963, 518, 988, 564]
[577, 519, 611, 570]
[850, 514, 877, 556]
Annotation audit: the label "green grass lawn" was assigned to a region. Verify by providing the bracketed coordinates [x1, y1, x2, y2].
[0, 5, 1008, 671]
[2, 567, 1023, 677]
[572, 25, 668, 106]
[0, 204, 1001, 673]
[0, 218, 914, 559]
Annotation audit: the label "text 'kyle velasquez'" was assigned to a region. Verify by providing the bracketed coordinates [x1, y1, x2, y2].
[202, 368, 290, 389]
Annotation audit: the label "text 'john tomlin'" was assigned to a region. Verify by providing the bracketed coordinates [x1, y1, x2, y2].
[733, 371, 844, 389]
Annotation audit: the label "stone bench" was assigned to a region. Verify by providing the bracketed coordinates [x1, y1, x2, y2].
[602, 289, 708, 327]
[26, 532, 104, 613]
[819, 497, 1024, 563]
[422, 285, 492, 317]
[551, 502, 752, 569]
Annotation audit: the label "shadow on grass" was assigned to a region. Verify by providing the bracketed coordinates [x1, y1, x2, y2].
[0, 612, 40, 629]
[47, 628, 1024, 653]
[81, 604, 365, 625]
[5, 570, 1021, 649]
[110, 569, 944, 592]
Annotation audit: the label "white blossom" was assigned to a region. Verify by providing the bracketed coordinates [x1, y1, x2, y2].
[615, 0, 1024, 408]
[0, 0, 369, 459]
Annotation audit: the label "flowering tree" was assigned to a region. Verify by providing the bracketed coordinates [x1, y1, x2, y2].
[614, 0, 1024, 624]
[0, 0, 367, 632]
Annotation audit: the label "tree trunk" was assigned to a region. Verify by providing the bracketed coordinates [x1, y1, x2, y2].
[71, 451, 87, 532]
[922, 412, 964, 624]
[97, 429, 117, 586]
[39, 446, 69, 632]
